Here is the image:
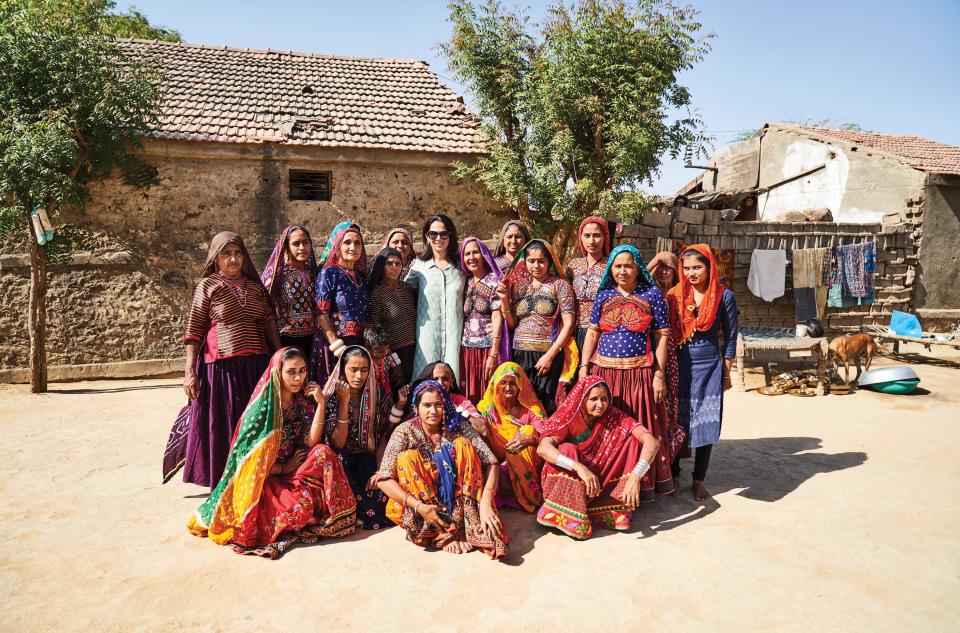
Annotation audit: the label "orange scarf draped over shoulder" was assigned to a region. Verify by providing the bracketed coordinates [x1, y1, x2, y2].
[667, 243, 726, 346]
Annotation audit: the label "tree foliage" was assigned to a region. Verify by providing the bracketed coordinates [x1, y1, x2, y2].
[103, 5, 181, 42]
[0, 0, 164, 245]
[441, 0, 712, 235]
[0, 0, 166, 391]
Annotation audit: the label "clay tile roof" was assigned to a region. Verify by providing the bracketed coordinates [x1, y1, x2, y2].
[118, 39, 484, 154]
[769, 123, 960, 176]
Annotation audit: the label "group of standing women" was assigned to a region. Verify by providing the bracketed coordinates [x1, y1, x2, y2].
[176, 213, 738, 558]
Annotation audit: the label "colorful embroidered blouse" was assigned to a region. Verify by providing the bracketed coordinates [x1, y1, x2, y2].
[462, 273, 502, 349]
[374, 419, 498, 482]
[276, 396, 316, 463]
[277, 265, 316, 336]
[183, 275, 274, 362]
[316, 266, 370, 338]
[323, 393, 390, 455]
[566, 256, 608, 330]
[510, 276, 575, 352]
[494, 253, 512, 275]
[588, 285, 670, 369]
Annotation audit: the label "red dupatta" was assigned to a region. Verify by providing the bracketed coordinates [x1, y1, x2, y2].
[667, 243, 726, 347]
[576, 216, 611, 258]
[540, 376, 643, 468]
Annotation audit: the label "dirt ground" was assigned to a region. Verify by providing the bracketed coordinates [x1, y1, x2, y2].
[1, 343, 958, 632]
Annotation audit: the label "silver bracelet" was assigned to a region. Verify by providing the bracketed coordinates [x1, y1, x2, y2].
[556, 454, 576, 470]
[631, 459, 650, 477]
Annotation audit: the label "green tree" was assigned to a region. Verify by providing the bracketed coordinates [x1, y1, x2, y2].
[442, 0, 711, 250]
[104, 5, 181, 42]
[0, 0, 164, 392]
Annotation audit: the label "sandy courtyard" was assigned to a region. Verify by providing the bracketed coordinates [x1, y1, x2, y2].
[1, 346, 958, 632]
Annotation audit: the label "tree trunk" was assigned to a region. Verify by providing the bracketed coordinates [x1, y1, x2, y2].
[25, 201, 48, 393]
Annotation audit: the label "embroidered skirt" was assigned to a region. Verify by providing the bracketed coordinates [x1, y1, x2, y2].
[385, 437, 508, 559]
[590, 364, 675, 499]
[230, 444, 357, 559]
[338, 450, 390, 530]
[536, 438, 640, 539]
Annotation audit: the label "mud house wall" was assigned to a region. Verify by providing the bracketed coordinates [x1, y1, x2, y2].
[915, 182, 960, 312]
[756, 129, 926, 224]
[0, 139, 510, 371]
[613, 208, 917, 335]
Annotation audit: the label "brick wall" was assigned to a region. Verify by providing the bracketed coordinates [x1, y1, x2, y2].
[613, 205, 918, 334]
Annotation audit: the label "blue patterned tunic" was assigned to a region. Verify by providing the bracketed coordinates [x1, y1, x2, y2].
[677, 288, 739, 448]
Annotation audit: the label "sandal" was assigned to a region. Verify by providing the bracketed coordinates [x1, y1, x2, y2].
[758, 385, 785, 396]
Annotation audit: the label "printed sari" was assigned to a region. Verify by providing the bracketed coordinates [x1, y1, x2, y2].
[536, 376, 646, 539]
[476, 362, 546, 512]
[186, 347, 356, 559]
[376, 381, 508, 559]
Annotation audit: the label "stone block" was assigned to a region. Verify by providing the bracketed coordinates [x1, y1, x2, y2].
[703, 209, 721, 225]
[803, 208, 833, 222]
[670, 221, 688, 238]
[641, 212, 672, 228]
[702, 225, 719, 235]
[882, 212, 902, 224]
[620, 224, 640, 238]
[676, 207, 704, 225]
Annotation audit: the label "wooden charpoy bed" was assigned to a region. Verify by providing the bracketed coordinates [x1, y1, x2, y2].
[733, 327, 829, 395]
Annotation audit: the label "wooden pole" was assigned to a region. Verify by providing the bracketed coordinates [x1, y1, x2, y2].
[25, 200, 48, 393]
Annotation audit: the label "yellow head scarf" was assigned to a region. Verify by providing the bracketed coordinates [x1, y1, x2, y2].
[476, 362, 547, 424]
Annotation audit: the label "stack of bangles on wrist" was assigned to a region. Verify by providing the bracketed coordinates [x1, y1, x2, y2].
[329, 338, 346, 355]
[631, 459, 650, 477]
[389, 405, 404, 424]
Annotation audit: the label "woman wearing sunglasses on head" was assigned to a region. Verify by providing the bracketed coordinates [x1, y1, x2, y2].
[405, 214, 465, 382]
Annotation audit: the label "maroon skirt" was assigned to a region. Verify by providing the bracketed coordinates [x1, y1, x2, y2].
[459, 345, 490, 405]
[183, 353, 270, 488]
[591, 364, 675, 499]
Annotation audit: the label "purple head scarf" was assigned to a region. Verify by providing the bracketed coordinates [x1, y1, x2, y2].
[459, 236, 511, 363]
[261, 224, 318, 300]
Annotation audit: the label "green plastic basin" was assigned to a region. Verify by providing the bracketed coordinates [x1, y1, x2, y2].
[866, 379, 921, 394]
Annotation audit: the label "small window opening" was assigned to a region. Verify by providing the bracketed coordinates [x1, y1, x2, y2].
[289, 170, 332, 201]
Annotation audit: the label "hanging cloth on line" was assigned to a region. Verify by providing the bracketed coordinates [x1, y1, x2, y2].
[747, 249, 787, 302]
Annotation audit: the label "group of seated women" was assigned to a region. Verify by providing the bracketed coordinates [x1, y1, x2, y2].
[178, 213, 739, 559]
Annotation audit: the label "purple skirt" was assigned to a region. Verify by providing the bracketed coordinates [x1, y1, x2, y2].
[182, 353, 269, 488]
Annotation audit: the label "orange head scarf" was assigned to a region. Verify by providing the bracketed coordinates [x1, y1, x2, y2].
[667, 244, 726, 347]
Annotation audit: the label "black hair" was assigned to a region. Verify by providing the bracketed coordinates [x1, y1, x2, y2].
[681, 249, 711, 268]
[413, 383, 443, 408]
[340, 347, 370, 369]
[363, 326, 391, 351]
[368, 247, 403, 289]
[413, 361, 461, 395]
[525, 242, 549, 258]
[280, 346, 307, 365]
[419, 214, 459, 265]
[495, 221, 532, 258]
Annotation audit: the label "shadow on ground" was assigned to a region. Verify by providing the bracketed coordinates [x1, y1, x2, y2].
[54, 383, 180, 395]
[609, 436, 866, 542]
[888, 351, 960, 370]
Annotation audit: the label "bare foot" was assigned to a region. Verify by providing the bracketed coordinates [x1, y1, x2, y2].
[672, 476, 680, 491]
[692, 480, 710, 501]
[443, 540, 473, 554]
